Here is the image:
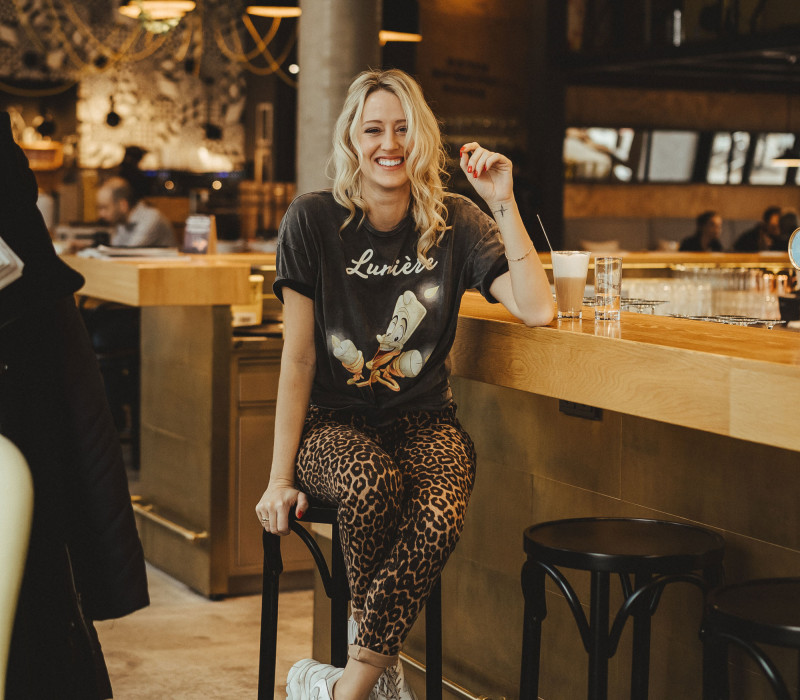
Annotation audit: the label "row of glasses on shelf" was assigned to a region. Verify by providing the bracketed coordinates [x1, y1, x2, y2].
[622, 267, 790, 321]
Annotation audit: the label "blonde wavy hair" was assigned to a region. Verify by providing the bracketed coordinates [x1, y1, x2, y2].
[329, 69, 449, 266]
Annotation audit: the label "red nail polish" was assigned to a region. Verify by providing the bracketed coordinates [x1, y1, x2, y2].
[473, 170, 478, 178]
[296, 510, 304, 519]
[467, 165, 472, 173]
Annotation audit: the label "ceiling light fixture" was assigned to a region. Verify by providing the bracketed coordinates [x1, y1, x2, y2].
[118, 1, 195, 33]
[118, 1, 196, 20]
[246, 3, 301, 18]
[379, 30, 422, 46]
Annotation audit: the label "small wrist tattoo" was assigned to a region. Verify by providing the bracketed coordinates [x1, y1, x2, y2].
[494, 203, 508, 218]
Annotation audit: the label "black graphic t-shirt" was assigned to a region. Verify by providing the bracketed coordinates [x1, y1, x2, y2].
[274, 190, 508, 418]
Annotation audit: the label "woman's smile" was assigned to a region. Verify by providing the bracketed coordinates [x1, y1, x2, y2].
[377, 157, 404, 168]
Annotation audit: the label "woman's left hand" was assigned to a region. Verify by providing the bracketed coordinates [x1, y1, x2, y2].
[459, 142, 513, 205]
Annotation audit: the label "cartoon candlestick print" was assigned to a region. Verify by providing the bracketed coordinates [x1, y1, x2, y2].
[332, 289, 430, 391]
[331, 335, 364, 380]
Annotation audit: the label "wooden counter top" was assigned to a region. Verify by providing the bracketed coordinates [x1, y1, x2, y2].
[63, 253, 275, 306]
[453, 292, 800, 452]
[64, 249, 798, 449]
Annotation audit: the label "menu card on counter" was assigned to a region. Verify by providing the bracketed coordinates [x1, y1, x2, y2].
[182, 214, 217, 254]
[0, 235, 24, 291]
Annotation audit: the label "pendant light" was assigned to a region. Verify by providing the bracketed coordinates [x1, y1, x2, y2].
[118, 1, 196, 20]
[118, 1, 196, 33]
[245, 2, 301, 18]
[106, 96, 121, 128]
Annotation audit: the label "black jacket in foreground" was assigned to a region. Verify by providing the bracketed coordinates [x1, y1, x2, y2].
[0, 110, 149, 700]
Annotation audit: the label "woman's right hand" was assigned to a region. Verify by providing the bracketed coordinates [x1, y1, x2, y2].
[255, 479, 309, 535]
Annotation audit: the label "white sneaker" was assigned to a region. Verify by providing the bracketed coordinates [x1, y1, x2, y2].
[348, 615, 417, 700]
[286, 659, 344, 700]
[372, 659, 417, 700]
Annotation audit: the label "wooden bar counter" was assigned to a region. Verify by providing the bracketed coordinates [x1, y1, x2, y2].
[63, 252, 276, 306]
[396, 293, 800, 700]
[455, 292, 800, 452]
[61, 253, 317, 599]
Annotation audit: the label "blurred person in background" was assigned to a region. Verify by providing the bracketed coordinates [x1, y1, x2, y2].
[680, 210, 724, 252]
[96, 175, 175, 248]
[734, 206, 782, 252]
[0, 110, 149, 700]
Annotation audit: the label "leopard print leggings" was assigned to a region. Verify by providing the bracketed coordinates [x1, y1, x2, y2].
[295, 404, 476, 665]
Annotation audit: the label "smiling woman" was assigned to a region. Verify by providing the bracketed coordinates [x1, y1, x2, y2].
[254, 67, 553, 700]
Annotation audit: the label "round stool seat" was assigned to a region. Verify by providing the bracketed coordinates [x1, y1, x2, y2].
[707, 578, 800, 648]
[520, 517, 725, 700]
[524, 517, 725, 575]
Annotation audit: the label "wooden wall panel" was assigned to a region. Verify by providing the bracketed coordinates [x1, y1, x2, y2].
[565, 183, 800, 219]
[567, 86, 800, 133]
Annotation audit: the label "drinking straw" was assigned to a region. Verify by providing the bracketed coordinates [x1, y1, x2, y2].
[536, 214, 554, 253]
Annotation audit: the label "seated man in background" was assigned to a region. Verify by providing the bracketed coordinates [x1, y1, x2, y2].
[680, 210, 724, 252]
[734, 206, 781, 252]
[96, 176, 175, 247]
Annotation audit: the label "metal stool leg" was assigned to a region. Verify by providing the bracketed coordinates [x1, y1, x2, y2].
[258, 531, 283, 700]
[701, 565, 727, 700]
[330, 522, 350, 668]
[520, 559, 548, 700]
[588, 571, 611, 700]
[701, 628, 728, 700]
[796, 650, 800, 700]
[425, 578, 443, 700]
[630, 572, 654, 700]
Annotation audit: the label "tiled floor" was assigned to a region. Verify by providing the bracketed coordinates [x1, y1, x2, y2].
[96, 563, 313, 699]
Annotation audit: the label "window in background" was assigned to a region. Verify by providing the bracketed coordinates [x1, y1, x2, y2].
[750, 133, 795, 185]
[563, 127, 637, 182]
[564, 128, 796, 186]
[647, 130, 698, 182]
[707, 131, 749, 184]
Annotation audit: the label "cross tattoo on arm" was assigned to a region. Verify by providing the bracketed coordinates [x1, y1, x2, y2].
[494, 204, 508, 218]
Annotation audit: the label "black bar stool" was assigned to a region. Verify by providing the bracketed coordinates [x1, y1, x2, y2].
[258, 500, 443, 700]
[520, 517, 726, 700]
[701, 577, 800, 700]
